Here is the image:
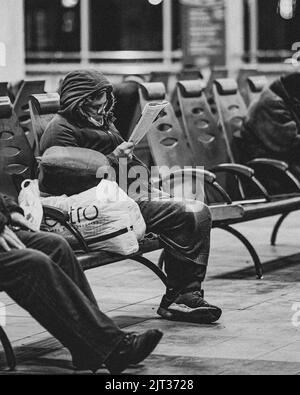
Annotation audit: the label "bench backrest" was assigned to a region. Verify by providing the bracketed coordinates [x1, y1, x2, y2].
[0, 83, 8, 97]
[171, 69, 204, 120]
[177, 68, 203, 81]
[246, 75, 268, 105]
[177, 79, 246, 201]
[236, 68, 259, 106]
[0, 96, 37, 198]
[213, 78, 247, 164]
[206, 67, 228, 93]
[149, 72, 171, 89]
[177, 79, 228, 170]
[139, 82, 195, 179]
[205, 67, 228, 116]
[13, 80, 46, 149]
[138, 82, 229, 203]
[135, 82, 169, 169]
[29, 93, 60, 156]
[113, 80, 142, 141]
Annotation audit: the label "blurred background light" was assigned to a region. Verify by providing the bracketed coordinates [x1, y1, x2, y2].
[278, 0, 296, 19]
[148, 0, 163, 5]
[61, 0, 79, 8]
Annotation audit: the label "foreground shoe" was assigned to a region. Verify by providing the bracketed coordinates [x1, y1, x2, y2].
[158, 290, 222, 324]
[105, 329, 163, 375]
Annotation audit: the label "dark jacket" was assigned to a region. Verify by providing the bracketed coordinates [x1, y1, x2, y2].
[241, 76, 300, 177]
[39, 70, 150, 196]
[0, 194, 23, 233]
[40, 112, 123, 168]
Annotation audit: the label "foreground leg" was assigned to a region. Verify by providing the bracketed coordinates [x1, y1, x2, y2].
[0, 247, 124, 369]
[16, 230, 99, 306]
[139, 198, 222, 324]
[0, 241, 162, 373]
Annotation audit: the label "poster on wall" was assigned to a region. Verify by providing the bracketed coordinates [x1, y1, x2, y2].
[180, 0, 226, 67]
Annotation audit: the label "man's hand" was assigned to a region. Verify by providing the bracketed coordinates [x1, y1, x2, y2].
[11, 212, 38, 232]
[112, 142, 134, 160]
[0, 226, 26, 252]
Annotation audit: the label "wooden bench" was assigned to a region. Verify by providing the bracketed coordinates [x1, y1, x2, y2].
[0, 94, 244, 370]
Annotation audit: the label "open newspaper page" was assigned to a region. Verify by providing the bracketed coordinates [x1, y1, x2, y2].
[129, 101, 169, 146]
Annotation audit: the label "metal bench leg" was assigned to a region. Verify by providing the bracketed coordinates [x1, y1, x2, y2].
[133, 256, 168, 286]
[271, 212, 290, 246]
[0, 325, 16, 371]
[217, 225, 263, 280]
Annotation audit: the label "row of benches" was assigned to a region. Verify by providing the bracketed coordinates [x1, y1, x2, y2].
[5, 74, 300, 280]
[1, 73, 299, 370]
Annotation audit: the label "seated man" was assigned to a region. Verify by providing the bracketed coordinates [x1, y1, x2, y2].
[40, 69, 222, 325]
[241, 72, 300, 178]
[0, 193, 162, 374]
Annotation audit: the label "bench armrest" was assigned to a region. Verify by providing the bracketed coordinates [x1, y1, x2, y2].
[248, 158, 289, 171]
[160, 168, 233, 204]
[43, 205, 70, 223]
[248, 158, 300, 191]
[211, 163, 270, 201]
[212, 163, 255, 178]
[43, 205, 90, 253]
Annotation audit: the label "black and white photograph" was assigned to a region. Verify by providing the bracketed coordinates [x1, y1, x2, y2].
[1, 0, 300, 378]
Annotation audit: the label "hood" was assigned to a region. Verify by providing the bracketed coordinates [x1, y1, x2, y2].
[270, 72, 300, 130]
[58, 69, 115, 127]
[270, 72, 300, 102]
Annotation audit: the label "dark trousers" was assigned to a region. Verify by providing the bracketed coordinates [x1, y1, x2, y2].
[138, 197, 212, 292]
[0, 230, 124, 369]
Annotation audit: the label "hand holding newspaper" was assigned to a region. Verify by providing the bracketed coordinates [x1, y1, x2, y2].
[129, 101, 169, 146]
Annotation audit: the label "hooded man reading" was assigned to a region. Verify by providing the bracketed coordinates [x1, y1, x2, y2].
[40, 69, 222, 325]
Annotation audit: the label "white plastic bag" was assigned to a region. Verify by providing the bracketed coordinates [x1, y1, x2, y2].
[96, 180, 146, 240]
[18, 180, 43, 231]
[41, 181, 146, 255]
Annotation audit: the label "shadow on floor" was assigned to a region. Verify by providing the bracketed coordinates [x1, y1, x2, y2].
[210, 253, 300, 281]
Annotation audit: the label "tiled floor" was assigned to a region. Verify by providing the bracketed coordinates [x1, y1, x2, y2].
[1, 213, 300, 375]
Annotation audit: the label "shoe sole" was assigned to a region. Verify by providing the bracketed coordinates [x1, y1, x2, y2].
[131, 330, 164, 365]
[157, 305, 222, 324]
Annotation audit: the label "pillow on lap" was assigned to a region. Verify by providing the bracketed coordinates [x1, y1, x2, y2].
[39, 146, 110, 196]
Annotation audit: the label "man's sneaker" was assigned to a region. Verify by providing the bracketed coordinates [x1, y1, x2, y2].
[157, 290, 222, 324]
[105, 330, 163, 375]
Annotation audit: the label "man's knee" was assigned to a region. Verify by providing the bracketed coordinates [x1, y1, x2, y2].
[185, 201, 212, 229]
[23, 249, 53, 272]
[196, 203, 212, 224]
[42, 233, 72, 254]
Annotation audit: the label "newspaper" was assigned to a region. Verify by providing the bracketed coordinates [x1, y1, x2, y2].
[129, 101, 169, 146]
